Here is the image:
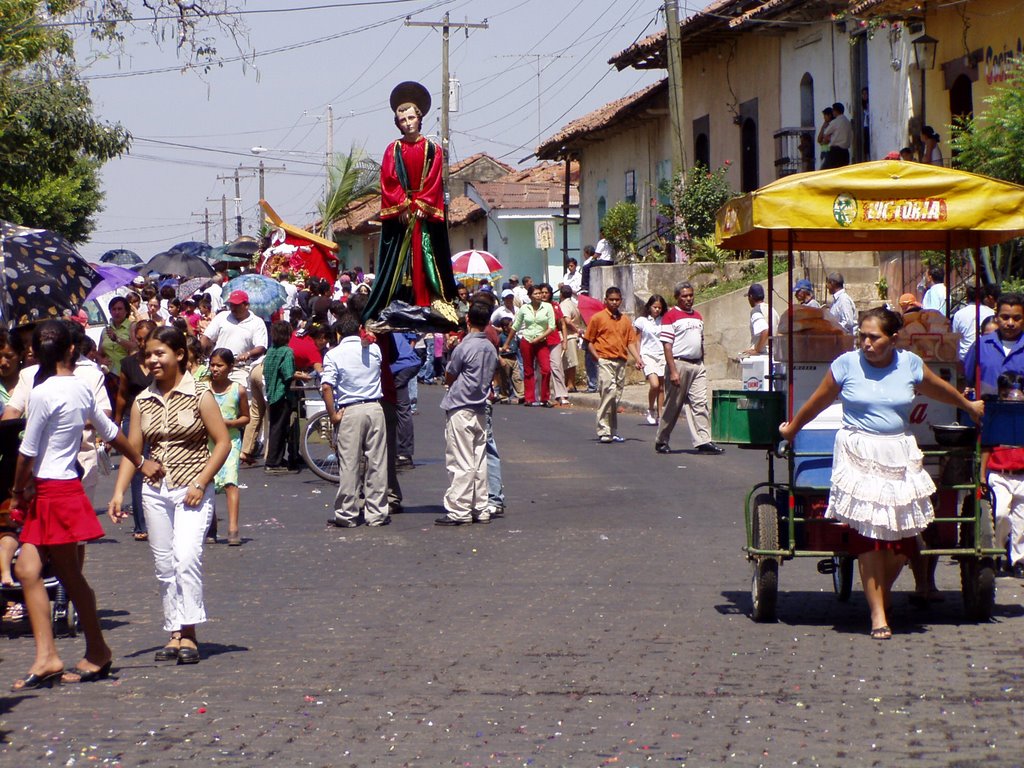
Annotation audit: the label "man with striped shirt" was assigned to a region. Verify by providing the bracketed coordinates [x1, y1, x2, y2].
[655, 281, 723, 455]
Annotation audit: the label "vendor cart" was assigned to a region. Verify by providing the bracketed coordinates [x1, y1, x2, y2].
[712, 160, 1024, 623]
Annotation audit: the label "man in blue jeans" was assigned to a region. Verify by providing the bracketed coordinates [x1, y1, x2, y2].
[391, 332, 420, 468]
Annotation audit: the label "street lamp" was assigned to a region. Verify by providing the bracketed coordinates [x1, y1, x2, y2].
[911, 33, 939, 143]
[912, 33, 938, 71]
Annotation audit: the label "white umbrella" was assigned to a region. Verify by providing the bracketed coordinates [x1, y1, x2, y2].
[451, 249, 503, 276]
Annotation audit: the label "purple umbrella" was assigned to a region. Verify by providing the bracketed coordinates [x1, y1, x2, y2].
[86, 263, 139, 300]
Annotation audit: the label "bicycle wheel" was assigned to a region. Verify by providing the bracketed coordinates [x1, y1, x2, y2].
[301, 411, 340, 483]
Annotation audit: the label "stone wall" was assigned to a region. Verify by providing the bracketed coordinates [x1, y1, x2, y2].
[588, 261, 792, 386]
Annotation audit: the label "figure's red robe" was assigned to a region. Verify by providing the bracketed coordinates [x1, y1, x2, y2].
[379, 136, 446, 306]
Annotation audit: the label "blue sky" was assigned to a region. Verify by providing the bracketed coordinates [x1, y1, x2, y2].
[78, 0, 667, 261]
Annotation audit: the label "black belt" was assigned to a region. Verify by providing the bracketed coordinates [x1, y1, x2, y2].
[339, 398, 380, 408]
[674, 356, 702, 363]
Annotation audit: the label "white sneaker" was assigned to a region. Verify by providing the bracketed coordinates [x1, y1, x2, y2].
[646, 410, 657, 425]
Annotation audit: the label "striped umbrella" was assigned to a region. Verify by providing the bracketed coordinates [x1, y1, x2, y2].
[451, 249, 503, 277]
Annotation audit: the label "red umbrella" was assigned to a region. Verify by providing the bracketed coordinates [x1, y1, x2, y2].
[577, 293, 605, 324]
[451, 249, 503, 276]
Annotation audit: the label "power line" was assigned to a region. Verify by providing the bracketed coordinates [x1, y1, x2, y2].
[80, 0, 453, 80]
[44, 0, 441, 27]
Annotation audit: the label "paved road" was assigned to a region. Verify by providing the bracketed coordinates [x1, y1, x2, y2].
[1, 386, 1023, 767]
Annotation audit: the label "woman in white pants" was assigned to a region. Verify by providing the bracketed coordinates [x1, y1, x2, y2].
[109, 327, 230, 664]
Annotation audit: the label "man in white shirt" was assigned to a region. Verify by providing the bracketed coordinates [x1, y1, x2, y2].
[203, 274, 225, 314]
[921, 266, 948, 315]
[595, 229, 614, 262]
[321, 312, 388, 528]
[951, 283, 998, 361]
[826, 271, 858, 334]
[558, 258, 582, 294]
[742, 284, 779, 356]
[278, 273, 299, 310]
[490, 289, 516, 326]
[512, 276, 532, 308]
[202, 290, 269, 462]
[821, 102, 853, 169]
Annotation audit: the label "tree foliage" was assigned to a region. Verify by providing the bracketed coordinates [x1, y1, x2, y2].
[0, 1, 130, 240]
[317, 146, 381, 239]
[951, 66, 1024, 184]
[601, 201, 639, 260]
[951, 66, 1024, 285]
[662, 162, 734, 243]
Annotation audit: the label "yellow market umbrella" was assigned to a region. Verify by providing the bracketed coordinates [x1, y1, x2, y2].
[715, 160, 1024, 252]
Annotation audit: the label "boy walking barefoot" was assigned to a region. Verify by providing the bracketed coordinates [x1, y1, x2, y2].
[436, 303, 499, 526]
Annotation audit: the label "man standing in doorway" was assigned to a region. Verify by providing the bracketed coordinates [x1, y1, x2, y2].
[821, 102, 853, 169]
[655, 281, 723, 455]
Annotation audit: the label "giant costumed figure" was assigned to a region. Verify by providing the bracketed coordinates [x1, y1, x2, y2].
[363, 82, 458, 325]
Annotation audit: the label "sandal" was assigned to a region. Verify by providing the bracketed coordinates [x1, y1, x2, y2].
[11, 669, 63, 691]
[154, 632, 181, 662]
[177, 637, 200, 665]
[62, 661, 112, 684]
[133, 532, 148, 542]
[870, 625, 892, 640]
[227, 530, 241, 547]
[3, 601, 25, 622]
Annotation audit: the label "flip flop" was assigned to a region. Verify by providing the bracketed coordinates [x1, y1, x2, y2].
[870, 625, 892, 640]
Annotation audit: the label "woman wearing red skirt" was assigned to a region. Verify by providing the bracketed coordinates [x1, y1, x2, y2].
[10, 321, 156, 691]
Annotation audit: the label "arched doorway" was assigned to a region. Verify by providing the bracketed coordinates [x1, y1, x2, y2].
[950, 73, 973, 121]
[741, 118, 759, 192]
[800, 72, 814, 127]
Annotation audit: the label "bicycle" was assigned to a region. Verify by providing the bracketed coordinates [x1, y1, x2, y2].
[297, 385, 340, 483]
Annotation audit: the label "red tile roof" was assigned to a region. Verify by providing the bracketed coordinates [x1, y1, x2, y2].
[535, 80, 668, 160]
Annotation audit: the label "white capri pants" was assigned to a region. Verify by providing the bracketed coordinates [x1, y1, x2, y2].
[142, 481, 215, 632]
[989, 471, 1024, 565]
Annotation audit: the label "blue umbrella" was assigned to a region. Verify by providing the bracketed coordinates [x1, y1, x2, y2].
[87, 263, 138, 300]
[99, 248, 142, 266]
[222, 274, 287, 321]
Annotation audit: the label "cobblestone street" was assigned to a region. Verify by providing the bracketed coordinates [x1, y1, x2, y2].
[1, 387, 1022, 767]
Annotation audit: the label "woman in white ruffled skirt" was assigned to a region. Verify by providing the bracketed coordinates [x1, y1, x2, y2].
[780, 307, 983, 639]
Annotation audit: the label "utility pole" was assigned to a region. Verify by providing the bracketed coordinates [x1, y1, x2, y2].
[665, 0, 687, 177]
[215, 172, 244, 239]
[236, 162, 286, 231]
[191, 208, 212, 243]
[405, 13, 488, 202]
[326, 105, 334, 197]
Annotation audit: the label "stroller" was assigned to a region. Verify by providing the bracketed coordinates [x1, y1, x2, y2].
[0, 419, 78, 636]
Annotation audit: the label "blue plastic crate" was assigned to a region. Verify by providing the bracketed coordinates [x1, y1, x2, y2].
[792, 429, 836, 489]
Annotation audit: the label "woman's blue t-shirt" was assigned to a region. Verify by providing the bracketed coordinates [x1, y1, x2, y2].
[829, 348, 924, 434]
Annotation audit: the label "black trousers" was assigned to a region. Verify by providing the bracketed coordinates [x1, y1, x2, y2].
[266, 398, 299, 468]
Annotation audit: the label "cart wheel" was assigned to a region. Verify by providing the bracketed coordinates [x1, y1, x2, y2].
[832, 555, 854, 602]
[750, 494, 779, 623]
[959, 496, 996, 622]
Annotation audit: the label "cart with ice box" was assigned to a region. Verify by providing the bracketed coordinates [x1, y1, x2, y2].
[710, 160, 1024, 622]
